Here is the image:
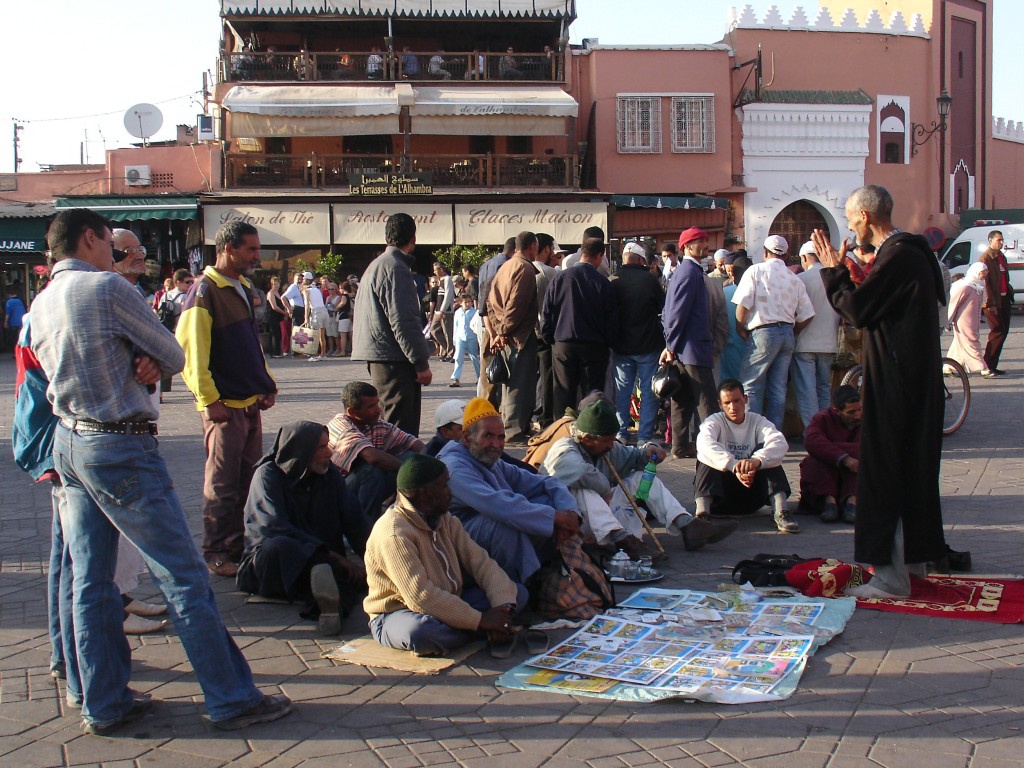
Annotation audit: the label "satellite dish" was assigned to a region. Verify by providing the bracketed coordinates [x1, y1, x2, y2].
[124, 103, 163, 143]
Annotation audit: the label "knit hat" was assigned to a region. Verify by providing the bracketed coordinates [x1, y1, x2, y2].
[575, 399, 620, 437]
[677, 227, 709, 248]
[799, 240, 817, 257]
[435, 399, 467, 429]
[462, 397, 500, 430]
[622, 242, 646, 260]
[396, 454, 447, 491]
[713, 248, 731, 262]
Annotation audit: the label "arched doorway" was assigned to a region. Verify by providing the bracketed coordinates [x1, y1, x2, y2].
[769, 200, 830, 265]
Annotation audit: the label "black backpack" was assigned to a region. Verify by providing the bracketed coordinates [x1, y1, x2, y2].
[730, 553, 815, 588]
[157, 297, 178, 331]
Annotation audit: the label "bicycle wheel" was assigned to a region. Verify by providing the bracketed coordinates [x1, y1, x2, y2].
[840, 364, 863, 393]
[941, 357, 970, 435]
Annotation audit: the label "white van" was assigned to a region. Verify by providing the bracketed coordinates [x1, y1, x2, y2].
[940, 223, 1024, 299]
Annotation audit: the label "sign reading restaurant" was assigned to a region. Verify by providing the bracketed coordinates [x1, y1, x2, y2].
[333, 204, 453, 245]
[348, 172, 433, 196]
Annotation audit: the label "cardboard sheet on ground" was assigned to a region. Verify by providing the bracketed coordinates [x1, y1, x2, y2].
[497, 590, 855, 703]
[324, 638, 484, 674]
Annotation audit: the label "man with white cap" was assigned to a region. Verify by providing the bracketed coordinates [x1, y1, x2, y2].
[610, 241, 665, 445]
[425, 398, 536, 473]
[791, 240, 840, 433]
[709, 248, 731, 281]
[732, 234, 814, 431]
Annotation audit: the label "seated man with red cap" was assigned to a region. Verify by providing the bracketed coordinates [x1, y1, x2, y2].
[364, 454, 527, 657]
[659, 227, 719, 460]
[438, 398, 581, 584]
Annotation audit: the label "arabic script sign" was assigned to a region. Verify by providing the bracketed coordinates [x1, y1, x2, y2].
[348, 172, 433, 196]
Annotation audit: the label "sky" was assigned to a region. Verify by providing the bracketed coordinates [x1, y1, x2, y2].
[1, 1, 1020, 175]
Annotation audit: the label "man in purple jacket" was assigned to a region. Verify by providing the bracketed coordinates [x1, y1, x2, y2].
[660, 227, 718, 459]
[798, 385, 861, 524]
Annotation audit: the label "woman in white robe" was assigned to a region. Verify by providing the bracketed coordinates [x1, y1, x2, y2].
[945, 262, 989, 374]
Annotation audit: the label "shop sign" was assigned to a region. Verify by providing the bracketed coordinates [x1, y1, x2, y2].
[454, 203, 608, 245]
[333, 204, 453, 245]
[203, 204, 330, 246]
[0, 239, 42, 252]
[347, 172, 433, 196]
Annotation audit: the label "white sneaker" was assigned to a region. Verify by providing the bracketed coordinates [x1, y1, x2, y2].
[124, 614, 168, 635]
[308, 355, 322, 362]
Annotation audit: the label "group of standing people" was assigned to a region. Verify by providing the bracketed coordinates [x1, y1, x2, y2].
[265, 270, 358, 361]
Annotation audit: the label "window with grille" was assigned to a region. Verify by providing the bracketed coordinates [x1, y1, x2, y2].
[671, 96, 715, 153]
[617, 96, 662, 154]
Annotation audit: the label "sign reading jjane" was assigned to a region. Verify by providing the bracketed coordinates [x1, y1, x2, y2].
[203, 204, 330, 245]
[348, 172, 433, 196]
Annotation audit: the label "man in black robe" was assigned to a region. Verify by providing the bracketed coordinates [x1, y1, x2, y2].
[812, 185, 946, 598]
[237, 421, 370, 633]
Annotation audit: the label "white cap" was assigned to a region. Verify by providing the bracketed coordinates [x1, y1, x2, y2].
[763, 234, 789, 256]
[622, 242, 646, 260]
[713, 248, 731, 262]
[552, 242, 569, 254]
[435, 399, 468, 429]
[302, 271, 314, 280]
[799, 240, 817, 257]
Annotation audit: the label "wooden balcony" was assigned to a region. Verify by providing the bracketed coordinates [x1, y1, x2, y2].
[226, 153, 579, 189]
[222, 49, 563, 84]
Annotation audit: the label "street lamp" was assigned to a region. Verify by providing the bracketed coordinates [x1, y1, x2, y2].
[911, 90, 952, 156]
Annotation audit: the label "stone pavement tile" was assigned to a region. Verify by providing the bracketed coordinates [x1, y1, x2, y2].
[0, 735, 65, 768]
[745, 753, 834, 768]
[150, 729, 254, 762]
[280, 726, 373, 760]
[292, 755, 386, 768]
[868, 744, 971, 768]
[62, 728, 170, 763]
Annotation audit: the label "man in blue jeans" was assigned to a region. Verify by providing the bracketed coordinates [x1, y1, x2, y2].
[732, 234, 815, 430]
[610, 242, 665, 444]
[30, 208, 291, 736]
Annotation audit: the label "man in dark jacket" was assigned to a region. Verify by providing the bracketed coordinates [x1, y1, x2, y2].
[237, 421, 371, 635]
[351, 213, 433, 436]
[813, 185, 946, 598]
[610, 242, 665, 445]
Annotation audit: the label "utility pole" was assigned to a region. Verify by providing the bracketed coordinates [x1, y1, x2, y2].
[13, 121, 23, 172]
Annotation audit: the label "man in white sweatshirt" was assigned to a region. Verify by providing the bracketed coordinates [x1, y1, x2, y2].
[694, 379, 797, 533]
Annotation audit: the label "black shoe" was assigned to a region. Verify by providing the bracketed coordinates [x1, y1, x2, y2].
[618, 535, 666, 562]
[82, 695, 153, 736]
[211, 694, 293, 731]
[820, 502, 840, 523]
[993, 369, 1007, 376]
[682, 517, 738, 551]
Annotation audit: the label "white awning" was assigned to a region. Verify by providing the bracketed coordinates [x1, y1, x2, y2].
[222, 84, 403, 136]
[410, 86, 577, 135]
[222, 85, 401, 117]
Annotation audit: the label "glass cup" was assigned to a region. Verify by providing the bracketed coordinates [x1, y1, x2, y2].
[623, 560, 639, 580]
[637, 556, 654, 579]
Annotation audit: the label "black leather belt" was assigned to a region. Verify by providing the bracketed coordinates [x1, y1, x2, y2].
[72, 419, 158, 436]
[752, 321, 793, 330]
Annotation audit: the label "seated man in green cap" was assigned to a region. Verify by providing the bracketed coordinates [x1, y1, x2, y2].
[363, 454, 528, 656]
[542, 400, 737, 557]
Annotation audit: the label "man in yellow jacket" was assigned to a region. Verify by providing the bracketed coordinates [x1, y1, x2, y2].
[176, 221, 277, 577]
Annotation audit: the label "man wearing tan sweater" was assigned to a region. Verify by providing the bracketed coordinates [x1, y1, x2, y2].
[364, 454, 527, 656]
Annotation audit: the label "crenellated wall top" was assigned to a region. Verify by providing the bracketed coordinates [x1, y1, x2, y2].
[730, 4, 929, 39]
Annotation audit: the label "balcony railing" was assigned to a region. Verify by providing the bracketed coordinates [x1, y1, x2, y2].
[227, 153, 578, 189]
[222, 50, 563, 83]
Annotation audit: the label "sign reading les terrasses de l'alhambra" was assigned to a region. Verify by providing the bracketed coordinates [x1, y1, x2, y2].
[348, 172, 433, 196]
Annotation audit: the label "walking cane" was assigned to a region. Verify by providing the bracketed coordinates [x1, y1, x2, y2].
[603, 456, 668, 560]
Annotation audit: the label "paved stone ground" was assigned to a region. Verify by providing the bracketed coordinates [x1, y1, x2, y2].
[1, 330, 1022, 767]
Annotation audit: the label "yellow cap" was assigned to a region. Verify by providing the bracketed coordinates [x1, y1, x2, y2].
[462, 397, 500, 431]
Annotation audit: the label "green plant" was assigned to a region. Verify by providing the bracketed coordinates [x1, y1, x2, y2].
[316, 251, 345, 282]
[292, 258, 310, 276]
[431, 243, 492, 273]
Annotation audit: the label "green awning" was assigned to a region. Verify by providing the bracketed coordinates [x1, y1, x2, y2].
[55, 196, 198, 222]
[0, 217, 49, 253]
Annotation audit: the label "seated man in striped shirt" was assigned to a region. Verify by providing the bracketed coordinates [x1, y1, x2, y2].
[328, 381, 425, 521]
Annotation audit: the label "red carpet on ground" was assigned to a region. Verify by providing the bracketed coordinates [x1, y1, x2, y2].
[855, 576, 1024, 623]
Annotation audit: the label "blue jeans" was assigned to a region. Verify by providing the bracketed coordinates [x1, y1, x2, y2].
[612, 351, 660, 442]
[790, 351, 834, 430]
[370, 584, 528, 656]
[741, 324, 795, 429]
[48, 481, 84, 703]
[53, 425, 264, 728]
[347, 450, 418, 521]
[452, 336, 480, 382]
